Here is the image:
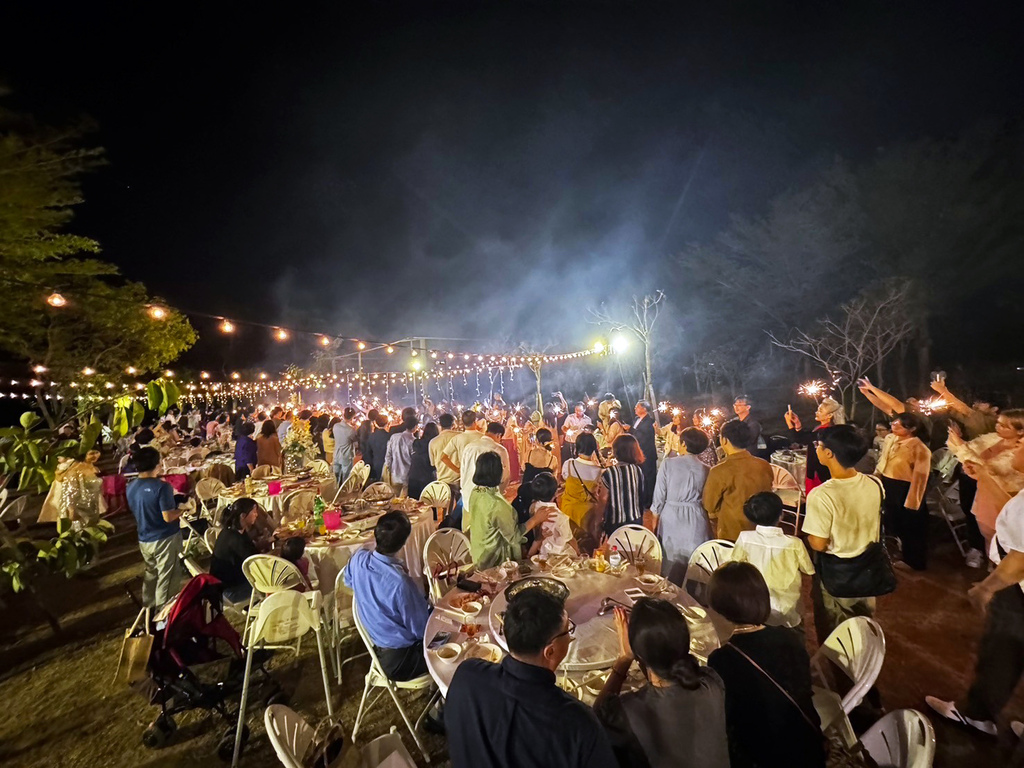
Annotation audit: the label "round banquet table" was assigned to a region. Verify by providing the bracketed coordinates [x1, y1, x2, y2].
[423, 561, 720, 699]
[303, 509, 436, 596]
[216, 474, 337, 518]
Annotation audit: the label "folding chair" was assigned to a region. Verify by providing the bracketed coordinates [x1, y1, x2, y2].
[351, 596, 440, 763]
[422, 528, 472, 601]
[194, 477, 226, 517]
[264, 706, 417, 768]
[178, 499, 211, 556]
[333, 463, 370, 503]
[860, 709, 935, 768]
[0, 495, 30, 535]
[607, 524, 663, 571]
[251, 465, 281, 480]
[927, 452, 969, 558]
[812, 616, 886, 715]
[332, 567, 369, 684]
[308, 459, 331, 477]
[207, 462, 235, 486]
[771, 464, 804, 535]
[362, 482, 394, 501]
[281, 489, 316, 523]
[419, 481, 452, 522]
[241, 554, 310, 650]
[232, 591, 333, 767]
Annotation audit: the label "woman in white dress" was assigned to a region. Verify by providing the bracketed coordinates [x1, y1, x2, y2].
[651, 427, 712, 580]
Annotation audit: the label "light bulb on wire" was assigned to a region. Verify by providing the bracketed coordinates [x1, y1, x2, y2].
[219, 319, 235, 333]
[47, 293, 68, 308]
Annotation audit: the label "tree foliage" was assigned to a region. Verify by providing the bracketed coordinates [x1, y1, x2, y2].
[0, 100, 197, 398]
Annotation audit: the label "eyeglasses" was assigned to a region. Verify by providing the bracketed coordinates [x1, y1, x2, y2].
[550, 618, 576, 642]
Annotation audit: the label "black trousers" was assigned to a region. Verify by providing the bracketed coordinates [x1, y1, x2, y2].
[375, 643, 428, 682]
[957, 471, 985, 551]
[881, 476, 929, 570]
[963, 586, 1024, 722]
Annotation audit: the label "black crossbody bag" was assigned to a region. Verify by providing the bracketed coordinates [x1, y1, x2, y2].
[817, 476, 897, 598]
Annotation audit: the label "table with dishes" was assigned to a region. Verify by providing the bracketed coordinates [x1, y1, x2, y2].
[423, 555, 721, 699]
[216, 470, 337, 518]
[771, 449, 808, 490]
[273, 492, 436, 595]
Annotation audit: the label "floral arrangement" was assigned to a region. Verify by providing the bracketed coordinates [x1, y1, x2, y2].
[282, 418, 318, 468]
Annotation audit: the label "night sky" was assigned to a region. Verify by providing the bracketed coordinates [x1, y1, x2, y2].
[2, 2, 1022, 375]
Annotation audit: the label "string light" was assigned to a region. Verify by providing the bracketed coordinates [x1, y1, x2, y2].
[82, 367, 95, 376]
[125, 366, 137, 375]
[274, 328, 289, 342]
[200, 371, 210, 379]
[231, 372, 240, 380]
[46, 293, 67, 308]
[32, 365, 47, 374]
[164, 370, 174, 378]
[386, 346, 394, 354]
[357, 341, 366, 350]
[319, 336, 331, 347]
[147, 305, 168, 320]
[219, 319, 235, 333]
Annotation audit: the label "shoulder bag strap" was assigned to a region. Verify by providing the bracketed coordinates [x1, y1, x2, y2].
[570, 461, 599, 503]
[726, 642, 823, 738]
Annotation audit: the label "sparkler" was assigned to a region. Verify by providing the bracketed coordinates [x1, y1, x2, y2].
[797, 380, 828, 399]
[919, 396, 949, 415]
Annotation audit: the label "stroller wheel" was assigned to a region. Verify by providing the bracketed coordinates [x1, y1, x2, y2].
[142, 715, 176, 749]
[217, 724, 249, 762]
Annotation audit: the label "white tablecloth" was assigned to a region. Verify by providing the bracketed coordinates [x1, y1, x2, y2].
[771, 450, 808, 490]
[217, 475, 336, 518]
[304, 512, 436, 596]
[423, 562, 719, 698]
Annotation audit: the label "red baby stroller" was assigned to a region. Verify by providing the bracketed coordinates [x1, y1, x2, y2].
[128, 574, 285, 761]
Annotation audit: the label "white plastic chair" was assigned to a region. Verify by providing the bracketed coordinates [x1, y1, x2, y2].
[309, 458, 331, 477]
[264, 706, 417, 768]
[771, 464, 804, 534]
[418, 481, 452, 521]
[242, 554, 309, 649]
[422, 528, 472, 601]
[812, 616, 886, 715]
[186, 448, 206, 463]
[195, 477, 226, 516]
[203, 526, 219, 554]
[251, 465, 281, 480]
[860, 709, 935, 768]
[282, 489, 317, 517]
[232, 590, 333, 767]
[333, 463, 370, 503]
[0, 495, 30, 534]
[332, 567, 369, 684]
[351, 596, 440, 763]
[684, 539, 735, 606]
[607, 524, 663, 570]
[362, 481, 394, 501]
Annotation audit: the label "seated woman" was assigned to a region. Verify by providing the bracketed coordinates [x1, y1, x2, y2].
[707, 562, 825, 768]
[464, 452, 551, 569]
[595, 598, 730, 768]
[210, 498, 262, 603]
[512, 427, 561, 546]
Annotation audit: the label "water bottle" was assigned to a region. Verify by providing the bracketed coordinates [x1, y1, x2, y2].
[608, 546, 623, 570]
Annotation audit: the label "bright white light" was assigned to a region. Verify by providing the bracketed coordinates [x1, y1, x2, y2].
[593, 341, 605, 354]
[611, 335, 629, 354]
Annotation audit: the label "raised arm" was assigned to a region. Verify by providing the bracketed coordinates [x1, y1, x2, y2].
[930, 380, 972, 418]
[857, 377, 906, 417]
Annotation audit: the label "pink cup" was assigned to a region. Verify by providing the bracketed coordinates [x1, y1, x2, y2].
[323, 510, 342, 530]
[266, 480, 282, 496]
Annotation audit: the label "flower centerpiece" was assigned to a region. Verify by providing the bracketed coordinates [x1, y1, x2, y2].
[282, 417, 318, 471]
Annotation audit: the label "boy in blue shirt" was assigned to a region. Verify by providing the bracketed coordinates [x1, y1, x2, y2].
[126, 447, 183, 607]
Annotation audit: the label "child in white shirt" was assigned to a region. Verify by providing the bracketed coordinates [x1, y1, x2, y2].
[526, 472, 578, 558]
[732, 492, 814, 628]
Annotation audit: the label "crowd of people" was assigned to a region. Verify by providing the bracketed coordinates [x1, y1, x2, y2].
[110, 374, 1024, 766]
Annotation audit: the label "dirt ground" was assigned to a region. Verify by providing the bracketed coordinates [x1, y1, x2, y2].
[1, 513, 1022, 767]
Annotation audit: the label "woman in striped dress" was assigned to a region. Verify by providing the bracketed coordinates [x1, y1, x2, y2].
[601, 434, 646, 537]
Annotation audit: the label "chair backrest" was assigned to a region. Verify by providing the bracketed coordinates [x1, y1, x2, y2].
[607, 524, 663, 568]
[688, 539, 735, 572]
[814, 616, 886, 713]
[771, 464, 800, 491]
[362, 482, 393, 501]
[163, 456, 186, 469]
[264, 704, 316, 768]
[0, 495, 28, 524]
[207, 462, 235, 485]
[187, 449, 206, 463]
[362, 728, 417, 768]
[860, 709, 936, 768]
[419, 481, 451, 510]
[204, 527, 219, 552]
[422, 529, 472, 589]
[195, 477, 226, 501]
[249, 590, 320, 646]
[309, 459, 331, 476]
[283, 489, 316, 517]
[335, 463, 370, 502]
[334, 566, 354, 622]
[243, 554, 306, 595]
[251, 465, 280, 480]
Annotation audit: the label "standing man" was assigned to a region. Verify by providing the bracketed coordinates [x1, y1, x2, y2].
[384, 415, 418, 496]
[702, 420, 774, 541]
[276, 410, 293, 443]
[332, 407, 359, 486]
[441, 411, 486, 491]
[562, 403, 593, 459]
[365, 413, 391, 482]
[732, 395, 766, 458]
[429, 413, 460, 501]
[458, 422, 512, 517]
[632, 401, 658, 509]
[126, 447, 183, 608]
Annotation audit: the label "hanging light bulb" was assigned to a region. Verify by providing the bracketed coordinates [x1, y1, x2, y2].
[274, 328, 289, 342]
[147, 305, 168, 320]
[231, 372, 240, 380]
[164, 370, 174, 378]
[259, 372, 268, 380]
[200, 371, 210, 379]
[46, 292, 68, 308]
[319, 336, 331, 347]
[357, 341, 366, 350]
[32, 365, 47, 374]
[219, 319, 235, 333]
[386, 346, 395, 354]
[82, 367, 95, 376]
[125, 366, 137, 375]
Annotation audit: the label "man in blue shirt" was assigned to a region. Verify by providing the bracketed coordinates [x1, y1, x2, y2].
[345, 510, 431, 680]
[125, 447, 183, 608]
[384, 415, 418, 497]
[446, 587, 617, 768]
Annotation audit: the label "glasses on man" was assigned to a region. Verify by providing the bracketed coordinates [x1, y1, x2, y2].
[550, 618, 576, 643]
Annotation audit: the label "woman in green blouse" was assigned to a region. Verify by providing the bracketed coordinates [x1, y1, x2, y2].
[465, 451, 553, 569]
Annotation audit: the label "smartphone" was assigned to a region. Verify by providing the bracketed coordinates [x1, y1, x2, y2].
[427, 630, 452, 650]
[457, 577, 482, 592]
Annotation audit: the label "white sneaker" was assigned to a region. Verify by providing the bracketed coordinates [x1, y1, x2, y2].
[965, 549, 984, 569]
[925, 696, 997, 736]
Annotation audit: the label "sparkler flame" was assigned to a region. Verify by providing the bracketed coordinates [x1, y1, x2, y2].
[798, 380, 828, 398]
